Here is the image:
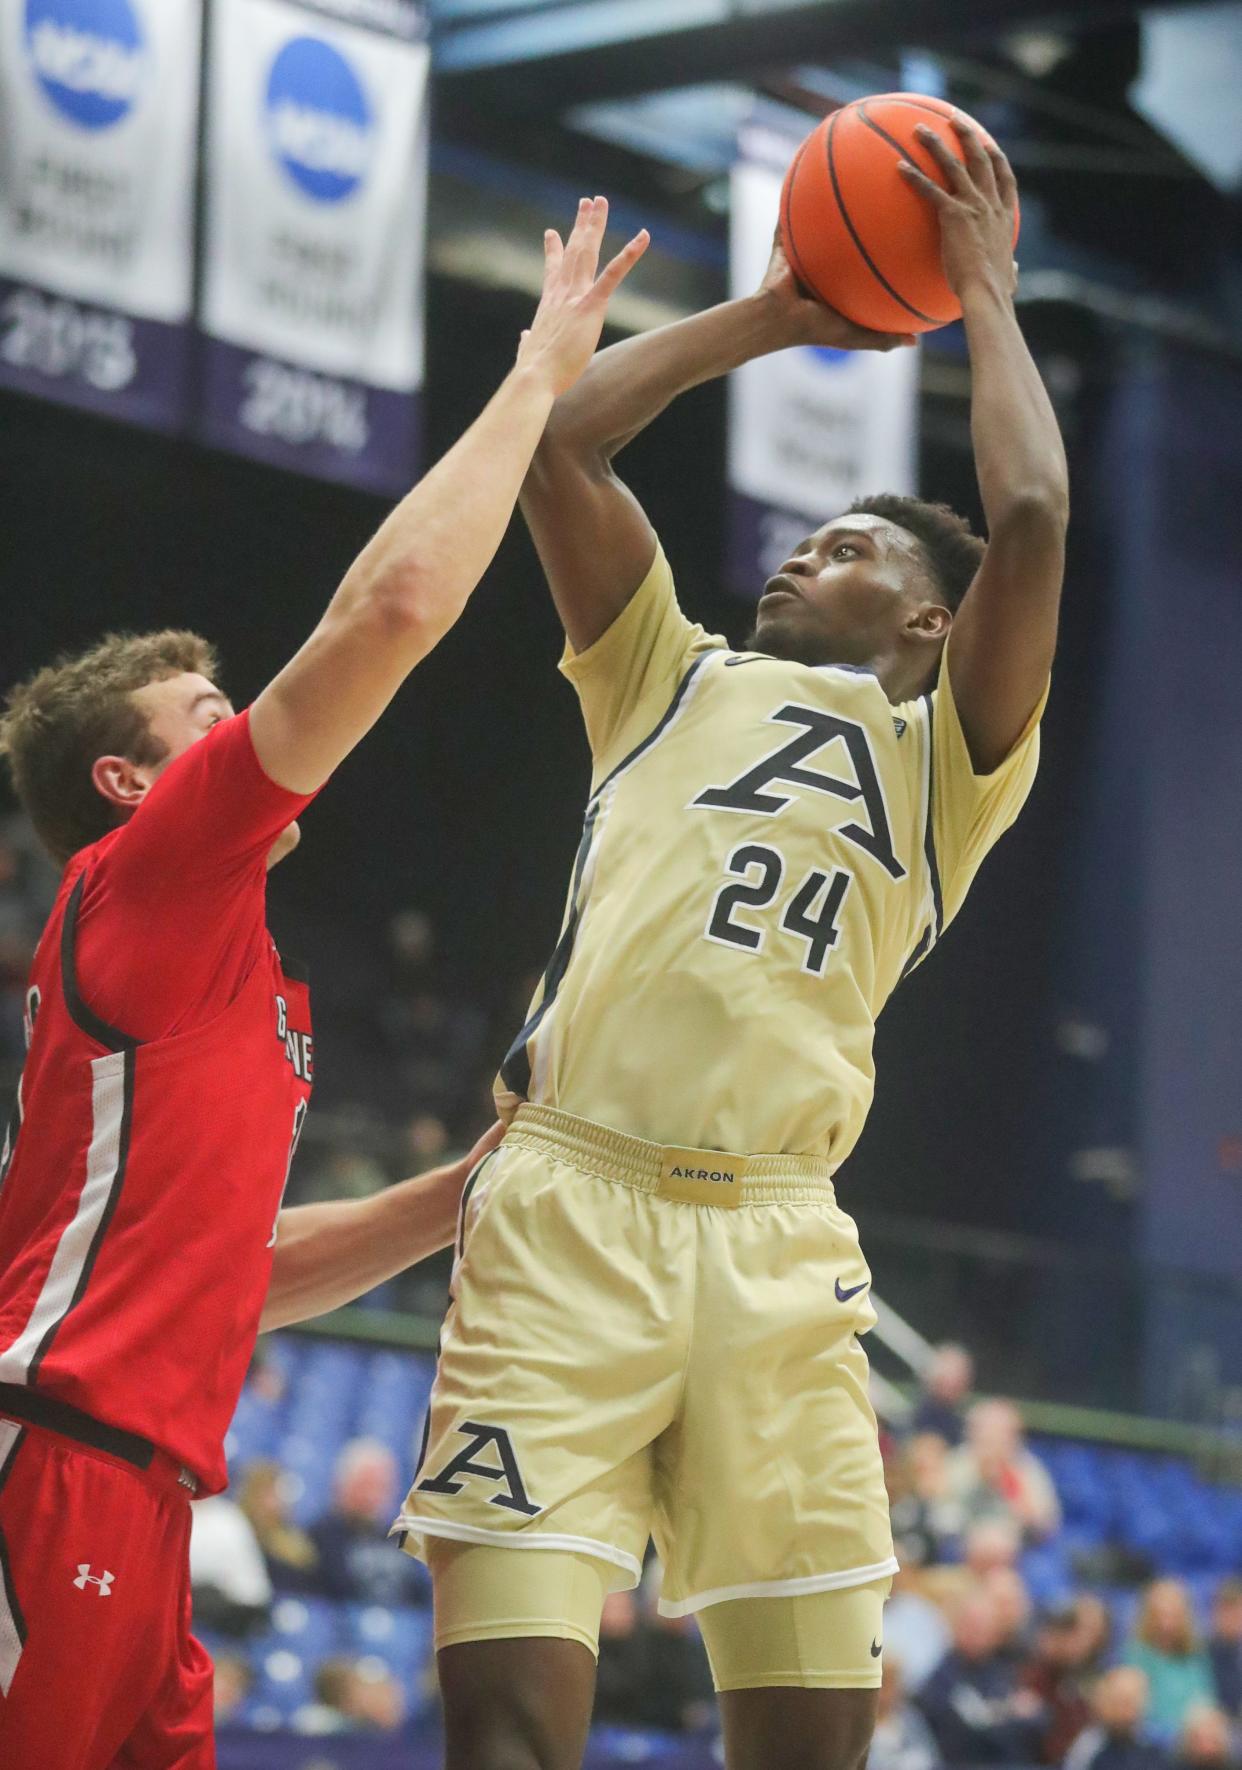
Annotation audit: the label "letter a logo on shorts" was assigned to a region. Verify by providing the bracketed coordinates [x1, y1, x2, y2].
[415, 1420, 540, 1517]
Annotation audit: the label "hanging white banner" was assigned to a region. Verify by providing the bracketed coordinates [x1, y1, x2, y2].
[727, 121, 919, 596]
[0, 0, 201, 428]
[200, 0, 427, 492]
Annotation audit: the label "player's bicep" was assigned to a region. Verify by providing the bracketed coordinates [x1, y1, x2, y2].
[249, 592, 424, 796]
[945, 509, 1064, 774]
[520, 441, 658, 654]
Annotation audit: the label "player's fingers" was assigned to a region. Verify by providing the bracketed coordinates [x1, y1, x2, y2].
[914, 125, 971, 195]
[988, 142, 1019, 212]
[542, 229, 564, 277]
[898, 160, 953, 207]
[593, 229, 650, 302]
[950, 117, 997, 198]
[567, 196, 608, 287]
[561, 197, 597, 275]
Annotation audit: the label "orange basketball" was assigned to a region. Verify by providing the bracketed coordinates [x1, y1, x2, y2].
[779, 93, 1020, 334]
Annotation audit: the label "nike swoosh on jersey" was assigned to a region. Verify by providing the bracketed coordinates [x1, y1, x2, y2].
[834, 1277, 869, 1302]
[871, 1638, 883, 1657]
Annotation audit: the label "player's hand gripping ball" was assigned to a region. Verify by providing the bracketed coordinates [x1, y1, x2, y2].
[779, 93, 1021, 334]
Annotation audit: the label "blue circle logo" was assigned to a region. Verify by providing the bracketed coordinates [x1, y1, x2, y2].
[265, 36, 372, 205]
[25, 0, 144, 131]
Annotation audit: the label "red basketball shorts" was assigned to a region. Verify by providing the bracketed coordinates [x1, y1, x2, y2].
[0, 1414, 214, 1770]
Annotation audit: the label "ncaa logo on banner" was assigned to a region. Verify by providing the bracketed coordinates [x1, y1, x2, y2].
[265, 35, 373, 205]
[24, 0, 145, 131]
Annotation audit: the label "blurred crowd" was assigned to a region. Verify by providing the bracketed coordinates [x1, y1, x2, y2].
[187, 1337, 1242, 1759]
[873, 1347, 1242, 1770]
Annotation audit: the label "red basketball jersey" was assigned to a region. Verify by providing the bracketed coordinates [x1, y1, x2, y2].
[0, 711, 316, 1493]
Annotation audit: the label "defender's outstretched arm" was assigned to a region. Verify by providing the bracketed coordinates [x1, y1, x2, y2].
[522, 248, 911, 653]
[248, 198, 648, 795]
[901, 123, 1069, 772]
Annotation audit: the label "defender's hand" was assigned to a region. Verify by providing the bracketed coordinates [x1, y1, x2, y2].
[899, 119, 1019, 301]
[518, 197, 650, 397]
[757, 236, 915, 352]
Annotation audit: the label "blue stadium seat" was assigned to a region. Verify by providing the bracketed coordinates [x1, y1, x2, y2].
[268, 1595, 341, 1662]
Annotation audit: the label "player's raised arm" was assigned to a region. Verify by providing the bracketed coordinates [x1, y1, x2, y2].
[900, 122, 1069, 773]
[247, 199, 647, 796]
[522, 238, 911, 653]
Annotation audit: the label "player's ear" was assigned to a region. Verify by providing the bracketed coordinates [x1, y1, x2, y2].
[91, 753, 152, 812]
[904, 601, 952, 645]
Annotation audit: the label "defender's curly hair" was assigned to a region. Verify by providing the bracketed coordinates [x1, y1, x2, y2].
[0, 630, 219, 865]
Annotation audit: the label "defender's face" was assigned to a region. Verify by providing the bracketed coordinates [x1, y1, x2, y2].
[130, 673, 300, 868]
[751, 513, 930, 669]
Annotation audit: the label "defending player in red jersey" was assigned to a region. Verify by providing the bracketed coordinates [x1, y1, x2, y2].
[0, 199, 646, 1770]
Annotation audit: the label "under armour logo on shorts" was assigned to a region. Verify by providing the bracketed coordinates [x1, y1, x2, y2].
[73, 1565, 115, 1595]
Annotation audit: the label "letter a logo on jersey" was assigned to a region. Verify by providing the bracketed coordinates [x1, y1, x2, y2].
[416, 1421, 540, 1516]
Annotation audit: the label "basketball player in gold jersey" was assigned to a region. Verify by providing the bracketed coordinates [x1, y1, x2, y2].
[395, 122, 1067, 1770]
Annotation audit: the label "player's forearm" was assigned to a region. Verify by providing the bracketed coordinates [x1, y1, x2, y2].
[259, 1165, 462, 1332]
[339, 362, 557, 651]
[540, 291, 796, 463]
[961, 277, 1068, 538]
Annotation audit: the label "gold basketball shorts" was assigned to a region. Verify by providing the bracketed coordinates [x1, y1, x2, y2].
[392, 1105, 896, 1646]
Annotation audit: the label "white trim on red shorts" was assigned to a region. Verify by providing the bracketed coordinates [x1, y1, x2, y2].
[657, 1553, 899, 1618]
[390, 1513, 643, 1588]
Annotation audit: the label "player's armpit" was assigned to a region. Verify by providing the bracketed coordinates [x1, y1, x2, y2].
[927, 634, 1046, 928]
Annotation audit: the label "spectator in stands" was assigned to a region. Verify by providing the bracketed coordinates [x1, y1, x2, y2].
[188, 1492, 272, 1637]
[1125, 1580, 1217, 1740]
[1077, 1594, 1115, 1675]
[890, 1432, 969, 1567]
[1065, 1667, 1167, 1770]
[294, 1657, 407, 1735]
[212, 1653, 253, 1726]
[592, 1590, 649, 1728]
[913, 1343, 976, 1447]
[984, 1566, 1035, 1667]
[965, 1517, 1023, 1578]
[309, 1439, 425, 1606]
[1207, 1579, 1242, 1717]
[1174, 1706, 1238, 1770]
[948, 1399, 1062, 1540]
[237, 1459, 320, 1594]
[918, 1588, 1044, 1765]
[885, 1563, 954, 1694]
[870, 1655, 944, 1770]
[1020, 1599, 1098, 1764]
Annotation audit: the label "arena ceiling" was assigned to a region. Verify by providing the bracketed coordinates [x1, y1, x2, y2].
[420, 0, 1239, 350]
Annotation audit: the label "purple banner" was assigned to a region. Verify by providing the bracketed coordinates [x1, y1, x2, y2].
[727, 488, 821, 601]
[198, 337, 420, 496]
[0, 277, 190, 433]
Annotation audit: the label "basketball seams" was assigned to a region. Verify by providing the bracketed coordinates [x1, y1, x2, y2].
[824, 107, 939, 328]
[780, 134, 818, 298]
[780, 93, 1009, 333]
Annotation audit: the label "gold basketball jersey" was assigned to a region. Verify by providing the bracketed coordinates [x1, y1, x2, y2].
[496, 545, 1044, 1161]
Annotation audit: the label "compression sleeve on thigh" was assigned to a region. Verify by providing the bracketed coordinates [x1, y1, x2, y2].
[428, 1540, 611, 1661]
